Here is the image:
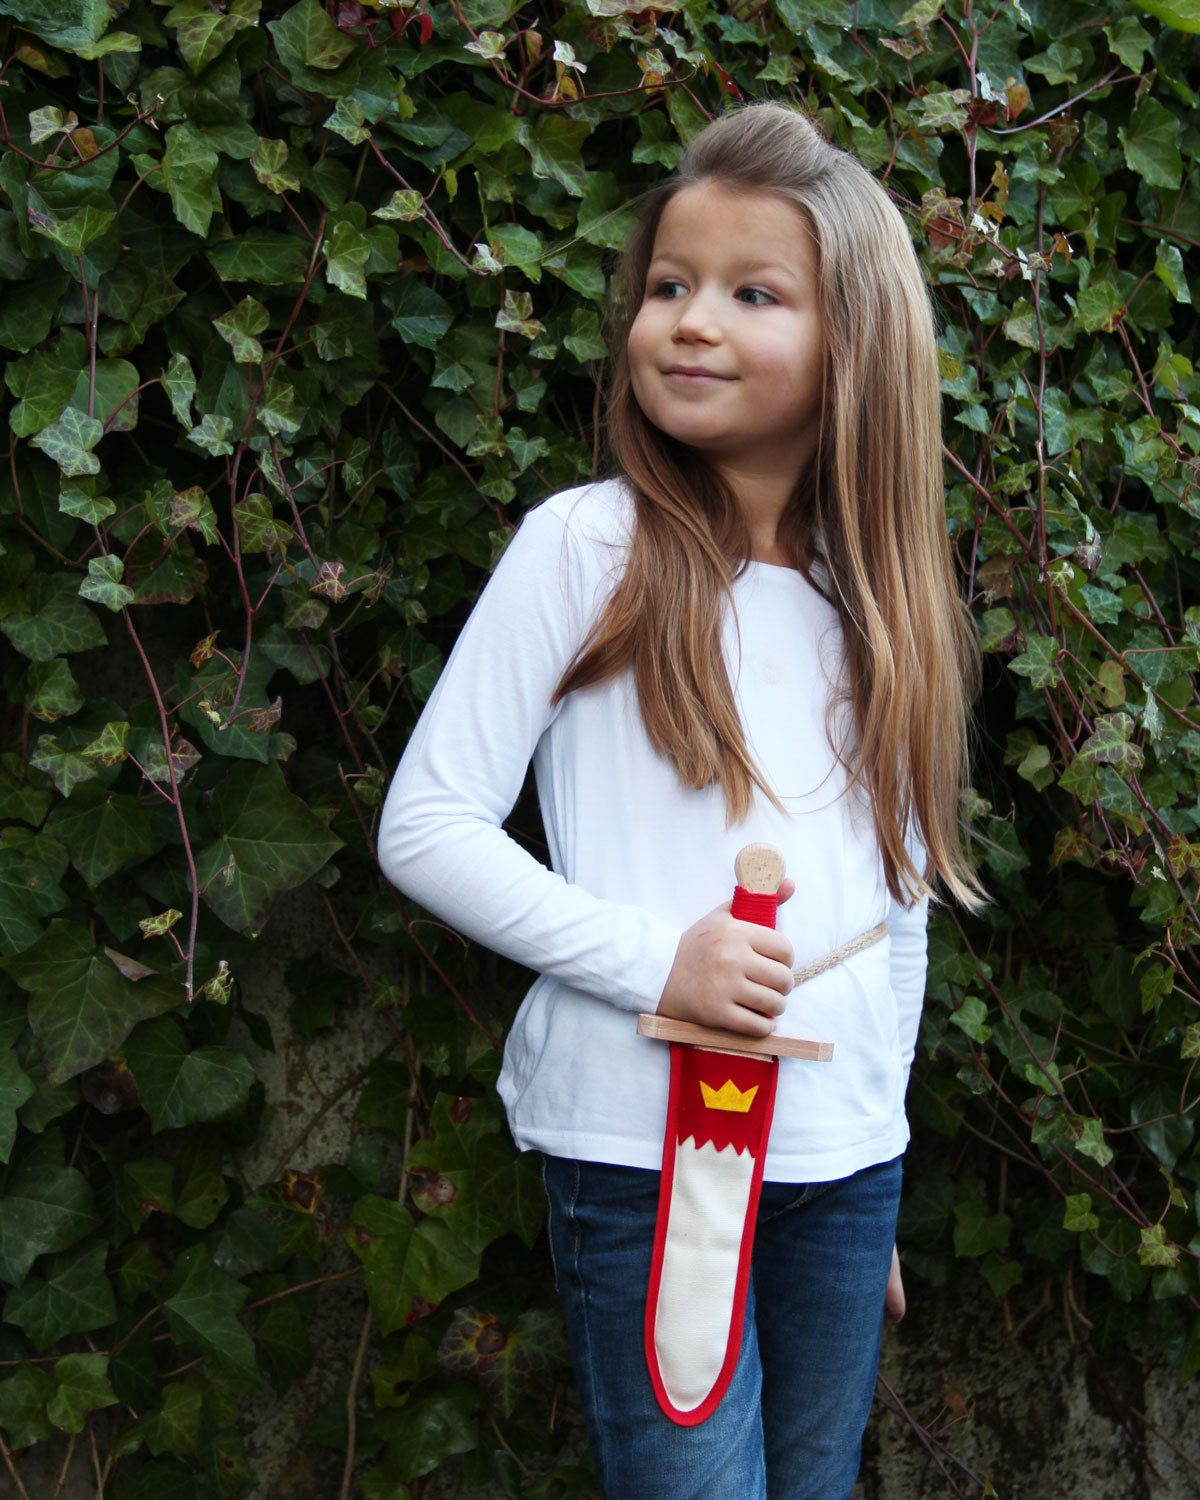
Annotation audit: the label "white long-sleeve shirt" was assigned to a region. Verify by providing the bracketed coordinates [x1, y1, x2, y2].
[378, 479, 927, 1181]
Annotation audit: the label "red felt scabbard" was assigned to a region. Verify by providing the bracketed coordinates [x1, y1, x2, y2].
[643, 880, 781, 1425]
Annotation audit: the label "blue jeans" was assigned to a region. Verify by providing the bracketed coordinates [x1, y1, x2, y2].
[542, 1153, 902, 1500]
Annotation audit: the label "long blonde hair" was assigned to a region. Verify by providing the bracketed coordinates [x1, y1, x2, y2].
[554, 102, 981, 908]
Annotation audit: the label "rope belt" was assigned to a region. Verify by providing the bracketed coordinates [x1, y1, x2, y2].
[791, 920, 889, 987]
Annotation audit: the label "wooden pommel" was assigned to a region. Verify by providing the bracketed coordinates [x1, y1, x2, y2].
[734, 842, 786, 895]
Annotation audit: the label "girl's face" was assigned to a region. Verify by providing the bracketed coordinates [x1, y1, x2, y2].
[628, 182, 824, 497]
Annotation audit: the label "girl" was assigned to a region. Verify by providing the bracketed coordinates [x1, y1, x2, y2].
[378, 102, 980, 1499]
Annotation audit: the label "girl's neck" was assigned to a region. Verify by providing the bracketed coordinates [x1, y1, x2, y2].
[714, 461, 799, 566]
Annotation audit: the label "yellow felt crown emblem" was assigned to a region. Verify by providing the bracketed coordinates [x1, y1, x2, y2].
[699, 1079, 758, 1113]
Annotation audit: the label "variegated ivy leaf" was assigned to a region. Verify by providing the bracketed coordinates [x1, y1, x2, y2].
[79, 556, 135, 614]
[58, 485, 115, 524]
[325, 218, 370, 300]
[552, 39, 586, 71]
[169, 487, 221, 545]
[464, 30, 507, 59]
[326, 98, 368, 145]
[139, 909, 183, 939]
[81, 722, 129, 767]
[251, 138, 300, 196]
[214, 297, 270, 364]
[162, 353, 197, 429]
[31, 408, 103, 477]
[374, 189, 425, 222]
[29, 737, 98, 799]
[165, 0, 260, 75]
[257, 377, 301, 439]
[27, 106, 78, 144]
[186, 414, 235, 458]
[494, 291, 545, 340]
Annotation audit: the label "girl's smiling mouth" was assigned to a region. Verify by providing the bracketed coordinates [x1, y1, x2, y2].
[662, 365, 736, 382]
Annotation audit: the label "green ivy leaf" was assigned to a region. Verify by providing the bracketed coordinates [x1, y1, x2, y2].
[0, 1142, 98, 1287]
[123, 1018, 256, 1132]
[79, 553, 135, 612]
[1062, 1193, 1099, 1232]
[0, 1035, 36, 1163]
[405, 1093, 544, 1251]
[1077, 712, 1143, 775]
[194, 761, 343, 936]
[162, 353, 196, 429]
[1130, 0, 1200, 31]
[348, 1196, 481, 1335]
[232, 493, 294, 556]
[1009, 634, 1060, 689]
[258, 375, 301, 438]
[30, 405, 103, 476]
[186, 413, 235, 458]
[47, 788, 153, 887]
[364, 1392, 478, 1486]
[0, 272, 69, 353]
[952, 1193, 1011, 1258]
[0, 1364, 53, 1449]
[268, 0, 357, 71]
[0, 572, 106, 661]
[251, 137, 301, 195]
[5, 1243, 117, 1352]
[2, 920, 180, 1087]
[1119, 98, 1184, 190]
[562, 308, 606, 363]
[26, 657, 84, 722]
[494, 289, 545, 339]
[519, 115, 591, 197]
[1154, 241, 1192, 304]
[1073, 1116, 1114, 1166]
[206, 231, 311, 284]
[1138, 1223, 1180, 1267]
[437, 1306, 567, 1418]
[214, 296, 270, 364]
[4, 330, 86, 437]
[947, 995, 992, 1043]
[141, 1377, 205, 1455]
[0, 837, 69, 959]
[326, 215, 371, 299]
[163, 1244, 258, 1385]
[1105, 15, 1153, 67]
[165, 0, 260, 75]
[28, 736, 99, 799]
[27, 197, 116, 255]
[163, 122, 220, 237]
[59, 483, 115, 524]
[255, 1295, 312, 1394]
[326, 97, 369, 145]
[487, 223, 545, 281]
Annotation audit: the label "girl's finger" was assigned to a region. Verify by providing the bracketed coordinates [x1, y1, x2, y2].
[737, 980, 788, 1018]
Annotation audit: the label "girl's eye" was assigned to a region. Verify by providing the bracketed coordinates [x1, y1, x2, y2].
[651, 279, 685, 299]
[737, 287, 776, 306]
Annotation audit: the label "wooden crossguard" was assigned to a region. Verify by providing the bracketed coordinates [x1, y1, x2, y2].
[637, 843, 835, 1425]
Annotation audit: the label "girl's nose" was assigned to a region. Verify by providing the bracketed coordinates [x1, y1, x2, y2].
[672, 291, 721, 343]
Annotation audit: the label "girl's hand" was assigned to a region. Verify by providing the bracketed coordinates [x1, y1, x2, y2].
[884, 1244, 906, 1323]
[656, 879, 795, 1036]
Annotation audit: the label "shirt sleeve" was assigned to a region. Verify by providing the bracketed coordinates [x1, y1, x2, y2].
[376, 494, 683, 1013]
[890, 889, 929, 1087]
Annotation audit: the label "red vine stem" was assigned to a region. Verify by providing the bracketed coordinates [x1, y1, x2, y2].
[122, 609, 201, 1000]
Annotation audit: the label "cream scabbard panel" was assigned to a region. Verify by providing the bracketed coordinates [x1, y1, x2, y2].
[651, 1137, 756, 1413]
